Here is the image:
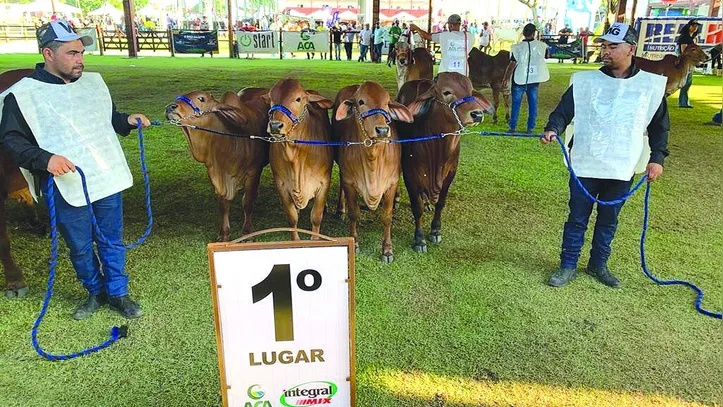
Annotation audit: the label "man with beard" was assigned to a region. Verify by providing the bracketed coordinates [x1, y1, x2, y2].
[541, 23, 670, 289]
[0, 20, 150, 319]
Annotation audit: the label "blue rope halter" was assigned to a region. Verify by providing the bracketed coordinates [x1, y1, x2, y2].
[358, 108, 392, 123]
[31, 119, 154, 361]
[449, 96, 476, 110]
[175, 96, 201, 114]
[268, 104, 300, 124]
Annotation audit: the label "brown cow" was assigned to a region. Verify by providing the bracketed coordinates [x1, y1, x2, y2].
[635, 43, 709, 96]
[396, 72, 493, 253]
[332, 82, 414, 262]
[394, 35, 434, 91]
[468, 48, 511, 125]
[165, 89, 269, 241]
[266, 79, 334, 240]
[0, 68, 39, 298]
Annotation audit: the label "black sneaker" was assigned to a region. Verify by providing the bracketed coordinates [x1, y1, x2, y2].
[586, 264, 621, 288]
[108, 295, 143, 319]
[547, 267, 577, 287]
[72, 293, 107, 320]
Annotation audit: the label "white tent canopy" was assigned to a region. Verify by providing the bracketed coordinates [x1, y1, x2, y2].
[21, 0, 81, 15]
[88, 2, 123, 18]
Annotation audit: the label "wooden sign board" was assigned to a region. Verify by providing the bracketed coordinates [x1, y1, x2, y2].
[208, 237, 356, 407]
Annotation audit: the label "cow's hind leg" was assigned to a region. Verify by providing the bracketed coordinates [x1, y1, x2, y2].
[501, 86, 511, 124]
[216, 196, 231, 242]
[240, 171, 262, 238]
[380, 185, 396, 263]
[409, 190, 426, 253]
[0, 198, 26, 298]
[429, 172, 456, 244]
[492, 87, 501, 124]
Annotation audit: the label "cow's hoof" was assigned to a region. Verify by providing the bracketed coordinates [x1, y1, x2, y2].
[493, 118, 498, 125]
[5, 286, 29, 299]
[429, 232, 441, 244]
[381, 253, 394, 263]
[393, 201, 400, 210]
[412, 242, 427, 253]
[424, 202, 433, 212]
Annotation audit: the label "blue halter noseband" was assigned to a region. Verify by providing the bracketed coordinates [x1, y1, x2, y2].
[358, 108, 392, 124]
[268, 104, 300, 124]
[449, 96, 476, 110]
[175, 96, 201, 114]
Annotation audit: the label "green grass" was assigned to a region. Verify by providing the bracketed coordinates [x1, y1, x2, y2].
[0, 55, 721, 407]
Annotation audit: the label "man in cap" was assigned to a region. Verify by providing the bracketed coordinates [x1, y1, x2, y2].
[502, 23, 550, 133]
[387, 20, 402, 67]
[676, 19, 701, 108]
[0, 20, 151, 319]
[409, 14, 475, 75]
[540, 22, 670, 288]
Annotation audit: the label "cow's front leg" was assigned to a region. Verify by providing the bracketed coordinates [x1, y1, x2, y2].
[380, 185, 397, 263]
[343, 184, 360, 253]
[280, 192, 301, 240]
[241, 170, 262, 238]
[429, 172, 455, 244]
[310, 180, 330, 240]
[492, 87, 501, 125]
[216, 196, 231, 242]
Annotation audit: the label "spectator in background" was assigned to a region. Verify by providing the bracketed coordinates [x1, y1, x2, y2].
[579, 27, 593, 63]
[558, 24, 572, 44]
[200, 16, 209, 31]
[358, 23, 372, 62]
[331, 25, 343, 61]
[479, 21, 492, 53]
[343, 25, 355, 60]
[315, 21, 327, 60]
[410, 14, 475, 75]
[676, 19, 701, 108]
[387, 20, 402, 67]
[710, 43, 722, 76]
[373, 22, 386, 63]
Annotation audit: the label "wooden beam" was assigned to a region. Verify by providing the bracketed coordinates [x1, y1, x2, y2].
[630, 0, 638, 23]
[372, 0, 379, 27]
[122, 0, 138, 57]
[616, 0, 627, 23]
[711, 0, 721, 17]
[227, 0, 234, 58]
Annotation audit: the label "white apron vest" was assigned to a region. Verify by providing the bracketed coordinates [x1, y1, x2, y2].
[436, 31, 470, 75]
[0, 72, 132, 207]
[568, 70, 666, 180]
[511, 40, 550, 85]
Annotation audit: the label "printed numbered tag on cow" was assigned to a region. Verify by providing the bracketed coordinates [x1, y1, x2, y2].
[208, 237, 356, 407]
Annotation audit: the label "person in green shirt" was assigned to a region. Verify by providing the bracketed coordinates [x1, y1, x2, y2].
[387, 20, 402, 67]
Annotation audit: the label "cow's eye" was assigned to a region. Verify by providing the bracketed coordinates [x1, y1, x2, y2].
[295, 97, 302, 102]
[443, 91, 452, 96]
[198, 96, 205, 102]
[358, 100, 365, 106]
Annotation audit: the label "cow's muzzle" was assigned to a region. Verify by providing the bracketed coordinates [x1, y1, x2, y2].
[470, 110, 485, 123]
[269, 120, 285, 135]
[375, 126, 390, 137]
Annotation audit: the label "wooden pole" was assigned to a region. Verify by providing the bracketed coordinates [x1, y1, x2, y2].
[227, 0, 233, 58]
[50, 0, 56, 14]
[616, 0, 628, 23]
[426, 0, 432, 48]
[711, 0, 721, 17]
[122, 0, 138, 57]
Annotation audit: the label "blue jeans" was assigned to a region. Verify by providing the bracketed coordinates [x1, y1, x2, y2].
[560, 176, 633, 269]
[359, 44, 369, 61]
[509, 82, 539, 131]
[678, 71, 693, 107]
[374, 43, 383, 61]
[42, 183, 128, 297]
[334, 43, 341, 60]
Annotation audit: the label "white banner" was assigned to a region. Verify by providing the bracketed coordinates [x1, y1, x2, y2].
[79, 27, 99, 53]
[636, 17, 722, 60]
[208, 239, 355, 407]
[236, 30, 278, 54]
[282, 31, 329, 53]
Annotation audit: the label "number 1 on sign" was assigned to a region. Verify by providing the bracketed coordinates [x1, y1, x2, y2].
[251, 264, 323, 342]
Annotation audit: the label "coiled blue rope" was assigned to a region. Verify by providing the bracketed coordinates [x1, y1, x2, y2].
[32, 119, 154, 361]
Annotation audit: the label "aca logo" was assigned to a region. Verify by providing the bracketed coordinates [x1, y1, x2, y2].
[280, 381, 337, 406]
[244, 384, 272, 407]
[297, 31, 316, 50]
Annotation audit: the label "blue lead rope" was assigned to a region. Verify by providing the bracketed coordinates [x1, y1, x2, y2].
[32, 119, 154, 361]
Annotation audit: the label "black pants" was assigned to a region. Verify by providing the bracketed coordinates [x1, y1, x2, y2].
[344, 42, 353, 60]
[711, 47, 722, 69]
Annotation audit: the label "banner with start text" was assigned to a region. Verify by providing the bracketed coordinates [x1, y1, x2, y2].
[236, 31, 278, 54]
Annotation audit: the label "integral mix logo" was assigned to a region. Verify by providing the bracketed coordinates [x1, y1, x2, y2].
[280, 381, 337, 406]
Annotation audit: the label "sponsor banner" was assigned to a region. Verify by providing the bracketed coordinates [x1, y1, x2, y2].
[635, 17, 721, 60]
[79, 28, 100, 52]
[236, 30, 278, 54]
[282, 31, 329, 53]
[208, 238, 355, 407]
[172, 30, 218, 54]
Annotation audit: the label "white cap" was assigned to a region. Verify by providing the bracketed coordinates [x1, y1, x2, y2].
[38, 20, 93, 48]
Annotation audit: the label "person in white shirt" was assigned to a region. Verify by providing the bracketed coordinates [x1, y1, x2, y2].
[358, 24, 372, 62]
[409, 14, 475, 76]
[373, 22, 387, 63]
[502, 23, 550, 132]
[479, 21, 492, 53]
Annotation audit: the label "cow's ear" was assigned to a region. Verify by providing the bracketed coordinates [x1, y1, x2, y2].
[214, 104, 248, 124]
[388, 102, 414, 123]
[335, 100, 354, 121]
[308, 93, 334, 109]
[472, 91, 495, 114]
[261, 93, 271, 105]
